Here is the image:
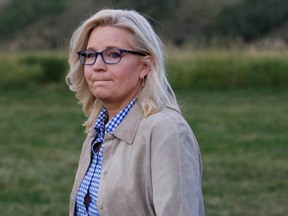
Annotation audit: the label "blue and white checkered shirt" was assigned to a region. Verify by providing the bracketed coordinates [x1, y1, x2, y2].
[75, 98, 137, 216]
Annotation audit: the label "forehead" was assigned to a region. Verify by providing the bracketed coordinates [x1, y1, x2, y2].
[87, 26, 134, 49]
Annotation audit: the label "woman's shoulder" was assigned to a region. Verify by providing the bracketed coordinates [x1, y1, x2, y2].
[141, 105, 191, 133]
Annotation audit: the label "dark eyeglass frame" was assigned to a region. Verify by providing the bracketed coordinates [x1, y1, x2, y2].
[77, 48, 147, 65]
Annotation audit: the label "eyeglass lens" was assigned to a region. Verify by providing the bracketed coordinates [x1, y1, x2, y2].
[79, 49, 122, 65]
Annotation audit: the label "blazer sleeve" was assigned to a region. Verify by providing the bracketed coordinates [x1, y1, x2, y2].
[149, 115, 205, 216]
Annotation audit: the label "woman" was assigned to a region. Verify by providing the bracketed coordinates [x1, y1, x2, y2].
[67, 9, 204, 216]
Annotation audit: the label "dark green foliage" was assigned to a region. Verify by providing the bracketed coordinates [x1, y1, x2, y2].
[206, 0, 288, 41]
[0, 54, 68, 89]
[1, 0, 288, 49]
[21, 55, 68, 83]
[0, 0, 66, 39]
[112, 0, 180, 22]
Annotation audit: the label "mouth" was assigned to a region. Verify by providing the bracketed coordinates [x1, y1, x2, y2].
[91, 79, 112, 86]
[93, 77, 111, 81]
[93, 79, 110, 83]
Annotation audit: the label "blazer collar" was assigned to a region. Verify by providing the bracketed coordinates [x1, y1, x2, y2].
[112, 102, 143, 145]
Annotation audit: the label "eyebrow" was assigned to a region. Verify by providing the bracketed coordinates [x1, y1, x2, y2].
[85, 46, 122, 51]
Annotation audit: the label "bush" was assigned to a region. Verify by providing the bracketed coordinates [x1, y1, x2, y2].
[0, 58, 41, 89]
[21, 55, 68, 83]
[167, 50, 288, 90]
[0, 53, 68, 89]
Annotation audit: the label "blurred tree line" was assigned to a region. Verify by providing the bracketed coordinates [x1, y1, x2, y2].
[111, 0, 180, 22]
[206, 0, 288, 42]
[0, 0, 288, 50]
[0, 0, 65, 39]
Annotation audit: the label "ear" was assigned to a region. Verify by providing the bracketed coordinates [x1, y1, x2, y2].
[139, 55, 153, 79]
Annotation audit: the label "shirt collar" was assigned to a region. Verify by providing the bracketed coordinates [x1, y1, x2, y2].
[94, 97, 137, 134]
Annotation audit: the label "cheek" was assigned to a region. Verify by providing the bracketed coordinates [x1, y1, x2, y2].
[117, 72, 138, 90]
[84, 70, 92, 83]
[119, 64, 141, 85]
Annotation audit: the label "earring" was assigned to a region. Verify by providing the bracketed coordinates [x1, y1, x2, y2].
[141, 77, 145, 88]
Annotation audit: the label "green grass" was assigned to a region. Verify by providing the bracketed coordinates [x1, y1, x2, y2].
[0, 84, 84, 215]
[0, 84, 287, 215]
[177, 88, 288, 215]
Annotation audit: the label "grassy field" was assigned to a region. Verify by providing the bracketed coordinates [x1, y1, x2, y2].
[0, 83, 287, 215]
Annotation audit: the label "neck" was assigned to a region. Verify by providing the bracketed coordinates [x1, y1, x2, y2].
[104, 83, 142, 121]
[104, 96, 138, 121]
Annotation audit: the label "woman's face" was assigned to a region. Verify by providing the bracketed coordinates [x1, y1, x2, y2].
[84, 26, 149, 110]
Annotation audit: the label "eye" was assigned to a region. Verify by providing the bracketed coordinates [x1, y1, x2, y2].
[79, 52, 87, 57]
[106, 50, 121, 59]
[86, 52, 96, 58]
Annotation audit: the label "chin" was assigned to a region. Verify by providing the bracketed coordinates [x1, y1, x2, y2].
[93, 93, 113, 101]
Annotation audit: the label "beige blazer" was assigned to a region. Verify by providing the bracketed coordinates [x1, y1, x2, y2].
[70, 102, 205, 216]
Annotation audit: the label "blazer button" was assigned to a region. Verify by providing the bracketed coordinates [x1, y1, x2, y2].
[98, 204, 103, 210]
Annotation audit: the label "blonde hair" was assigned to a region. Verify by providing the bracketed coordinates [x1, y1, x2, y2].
[66, 9, 179, 131]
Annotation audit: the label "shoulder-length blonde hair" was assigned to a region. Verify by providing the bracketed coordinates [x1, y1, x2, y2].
[66, 9, 179, 131]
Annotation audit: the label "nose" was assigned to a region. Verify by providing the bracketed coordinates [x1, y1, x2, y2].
[92, 53, 106, 71]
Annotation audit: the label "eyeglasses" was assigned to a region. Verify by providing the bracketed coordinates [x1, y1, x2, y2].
[77, 48, 146, 65]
